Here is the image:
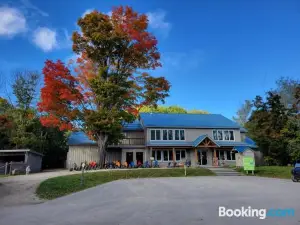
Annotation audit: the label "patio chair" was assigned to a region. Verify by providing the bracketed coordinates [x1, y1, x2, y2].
[143, 161, 150, 168]
[153, 160, 159, 168]
[130, 161, 135, 168]
[137, 160, 143, 168]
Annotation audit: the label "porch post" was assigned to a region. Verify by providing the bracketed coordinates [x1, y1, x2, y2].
[150, 147, 153, 167]
[172, 148, 175, 163]
[194, 148, 197, 166]
[213, 148, 218, 167]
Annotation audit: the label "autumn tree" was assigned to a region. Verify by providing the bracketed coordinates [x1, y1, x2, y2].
[38, 6, 170, 167]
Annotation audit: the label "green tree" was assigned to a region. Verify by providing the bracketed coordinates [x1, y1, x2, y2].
[246, 92, 289, 165]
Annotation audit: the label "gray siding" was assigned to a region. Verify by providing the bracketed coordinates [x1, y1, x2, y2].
[146, 128, 241, 142]
[67, 146, 122, 168]
[26, 152, 42, 172]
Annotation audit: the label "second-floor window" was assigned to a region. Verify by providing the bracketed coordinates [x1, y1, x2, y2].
[213, 130, 234, 141]
[150, 130, 161, 140]
[151, 129, 185, 141]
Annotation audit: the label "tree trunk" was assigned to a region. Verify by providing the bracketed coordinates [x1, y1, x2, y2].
[97, 134, 108, 168]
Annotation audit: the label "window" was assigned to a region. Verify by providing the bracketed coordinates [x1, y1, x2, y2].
[224, 131, 229, 140]
[217, 131, 223, 140]
[175, 130, 180, 140]
[156, 130, 161, 140]
[152, 150, 162, 161]
[217, 150, 225, 160]
[157, 150, 162, 161]
[163, 150, 168, 161]
[176, 151, 181, 161]
[213, 130, 218, 140]
[174, 129, 185, 140]
[169, 150, 173, 161]
[212, 130, 235, 141]
[181, 150, 186, 159]
[151, 130, 155, 140]
[175, 150, 186, 161]
[168, 130, 173, 140]
[229, 131, 234, 140]
[180, 130, 185, 140]
[226, 150, 236, 160]
[150, 129, 161, 140]
[163, 130, 168, 140]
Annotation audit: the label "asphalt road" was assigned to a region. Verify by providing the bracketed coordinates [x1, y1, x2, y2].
[0, 176, 299, 225]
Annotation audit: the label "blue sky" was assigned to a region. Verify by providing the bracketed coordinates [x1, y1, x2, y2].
[0, 0, 300, 118]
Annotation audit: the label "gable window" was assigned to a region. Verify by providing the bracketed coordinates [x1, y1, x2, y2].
[213, 130, 235, 141]
[150, 129, 161, 140]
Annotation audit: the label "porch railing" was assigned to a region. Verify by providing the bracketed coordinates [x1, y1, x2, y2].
[112, 138, 145, 146]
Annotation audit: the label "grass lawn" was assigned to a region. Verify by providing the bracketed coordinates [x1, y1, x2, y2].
[36, 168, 215, 200]
[235, 166, 293, 179]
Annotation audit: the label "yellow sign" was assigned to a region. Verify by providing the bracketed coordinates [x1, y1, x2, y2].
[243, 156, 255, 171]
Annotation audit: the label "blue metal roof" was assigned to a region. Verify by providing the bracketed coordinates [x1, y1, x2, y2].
[244, 136, 256, 146]
[123, 120, 143, 131]
[139, 113, 241, 129]
[68, 132, 96, 145]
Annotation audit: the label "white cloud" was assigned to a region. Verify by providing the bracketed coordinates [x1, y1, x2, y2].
[82, 9, 94, 17]
[0, 7, 27, 37]
[147, 10, 171, 38]
[33, 27, 57, 52]
[20, 0, 49, 17]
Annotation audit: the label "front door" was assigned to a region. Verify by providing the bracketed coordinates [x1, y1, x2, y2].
[126, 152, 133, 164]
[198, 150, 207, 165]
[136, 152, 144, 164]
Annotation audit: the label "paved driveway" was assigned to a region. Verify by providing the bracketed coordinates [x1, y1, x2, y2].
[0, 176, 299, 225]
[0, 170, 78, 207]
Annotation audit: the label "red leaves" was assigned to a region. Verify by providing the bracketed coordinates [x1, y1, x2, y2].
[38, 60, 83, 131]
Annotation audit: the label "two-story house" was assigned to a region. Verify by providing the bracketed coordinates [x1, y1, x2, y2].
[67, 113, 260, 168]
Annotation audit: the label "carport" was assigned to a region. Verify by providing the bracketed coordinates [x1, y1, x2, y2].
[0, 149, 43, 174]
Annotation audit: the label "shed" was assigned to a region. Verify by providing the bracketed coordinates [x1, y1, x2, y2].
[0, 149, 43, 174]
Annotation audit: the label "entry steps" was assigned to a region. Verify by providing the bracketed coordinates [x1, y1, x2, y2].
[204, 167, 242, 176]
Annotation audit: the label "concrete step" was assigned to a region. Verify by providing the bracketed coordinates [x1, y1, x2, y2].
[204, 167, 242, 176]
